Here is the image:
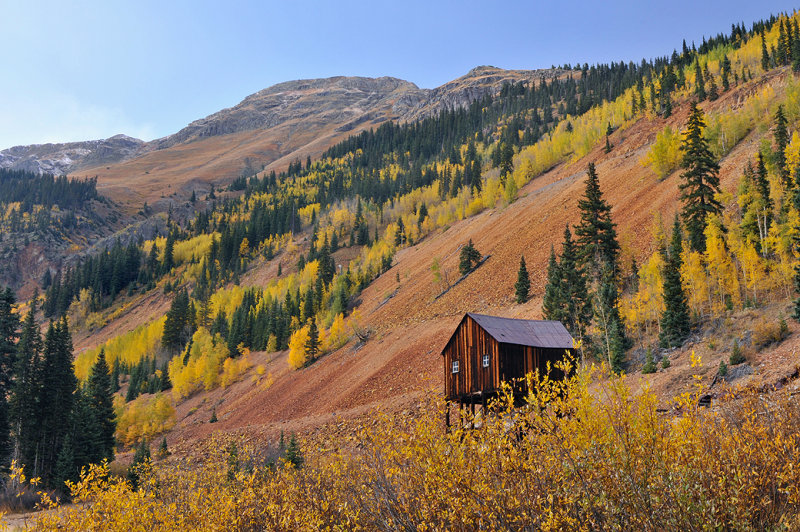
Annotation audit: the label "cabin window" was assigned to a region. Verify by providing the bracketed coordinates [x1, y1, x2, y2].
[452, 360, 460, 373]
[482, 354, 490, 368]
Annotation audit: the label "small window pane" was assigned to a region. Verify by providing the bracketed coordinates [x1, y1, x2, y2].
[482, 354, 490, 368]
[452, 360, 459, 373]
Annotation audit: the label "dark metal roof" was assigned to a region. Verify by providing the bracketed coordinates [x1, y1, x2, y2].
[467, 313, 574, 349]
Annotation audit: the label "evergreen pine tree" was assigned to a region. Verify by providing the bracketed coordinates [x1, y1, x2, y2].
[560, 227, 593, 346]
[756, 152, 774, 227]
[38, 317, 77, 483]
[605, 310, 626, 373]
[127, 439, 150, 490]
[0, 287, 18, 468]
[762, 32, 771, 71]
[86, 349, 116, 463]
[793, 228, 800, 321]
[53, 432, 75, 489]
[774, 105, 790, 189]
[458, 239, 481, 275]
[793, 32, 800, 73]
[162, 290, 191, 352]
[729, 339, 746, 365]
[160, 360, 171, 391]
[721, 54, 731, 91]
[514, 256, 530, 303]
[285, 433, 303, 469]
[574, 163, 627, 365]
[542, 246, 565, 322]
[642, 348, 656, 374]
[306, 318, 319, 361]
[694, 62, 706, 101]
[575, 163, 620, 277]
[10, 298, 44, 476]
[659, 217, 691, 348]
[543, 228, 593, 353]
[394, 218, 405, 246]
[679, 103, 722, 252]
[157, 437, 169, 459]
[162, 232, 175, 273]
[706, 72, 718, 101]
[111, 357, 120, 392]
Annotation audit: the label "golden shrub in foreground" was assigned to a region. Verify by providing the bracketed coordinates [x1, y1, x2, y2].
[25, 362, 800, 530]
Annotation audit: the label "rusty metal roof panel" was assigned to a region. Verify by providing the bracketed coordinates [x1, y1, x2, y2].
[467, 313, 574, 348]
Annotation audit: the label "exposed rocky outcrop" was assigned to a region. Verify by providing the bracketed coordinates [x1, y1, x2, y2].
[0, 134, 145, 175]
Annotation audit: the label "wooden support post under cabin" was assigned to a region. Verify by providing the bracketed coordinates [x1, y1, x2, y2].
[470, 401, 476, 429]
[445, 404, 450, 432]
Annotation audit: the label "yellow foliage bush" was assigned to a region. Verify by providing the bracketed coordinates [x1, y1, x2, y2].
[287, 325, 310, 370]
[74, 317, 165, 381]
[752, 318, 789, 349]
[323, 313, 350, 351]
[114, 393, 175, 447]
[641, 125, 681, 179]
[168, 328, 229, 400]
[220, 354, 250, 388]
[29, 361, 800, 530]
[172, 233, 217, 265]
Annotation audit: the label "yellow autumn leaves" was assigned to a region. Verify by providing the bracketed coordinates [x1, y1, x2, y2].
[23, 361, 800, 530]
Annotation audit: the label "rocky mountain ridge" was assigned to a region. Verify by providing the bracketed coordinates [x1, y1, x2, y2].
[0, 134, 144, 176]
[0, 66, 561, 178]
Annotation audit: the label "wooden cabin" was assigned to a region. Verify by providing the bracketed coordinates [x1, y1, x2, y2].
[441, 313, 575, 403]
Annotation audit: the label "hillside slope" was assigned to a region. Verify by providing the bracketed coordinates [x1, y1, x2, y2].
[156, 69, 800, 450]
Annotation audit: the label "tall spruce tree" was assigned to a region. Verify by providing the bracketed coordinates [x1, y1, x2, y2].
[679, 103, 722, 253]
[0, 287, 18, 468]
[694, 62, 706, 101]
[575, 163, 620, 277]
[39, 317, 77, 483]
[756, 152, 774, 228]
[458, 239, 481, 275]
[559, 227, 592, 346]
[162, 290, 192, 352]
[514, 256, 530, 303]
[574, 164, 627, 367]
[86, 350, 116, 463]
[659, 217, 691, 347]
[11, 298, 44, 476]
[542, 246, 565, 323]
[793, 32, 800, 73]
[305, 318, 319, 361]
[543, 228, 592, 356]
[774, 105, 790, 189]
[53, 432, 75, 489]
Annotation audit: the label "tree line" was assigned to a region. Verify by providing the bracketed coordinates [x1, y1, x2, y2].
[0, 288, 115, 488]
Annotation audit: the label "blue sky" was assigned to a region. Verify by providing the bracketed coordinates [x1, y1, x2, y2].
[1, 0, 797, 150]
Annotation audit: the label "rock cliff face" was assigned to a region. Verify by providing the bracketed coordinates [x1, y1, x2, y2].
[2, 66, 561, 185]
[0, 134, 144, 175]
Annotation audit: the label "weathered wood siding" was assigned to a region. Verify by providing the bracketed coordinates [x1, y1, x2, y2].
[443, 315, 575, 400]
[442, 315, 499, 400]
